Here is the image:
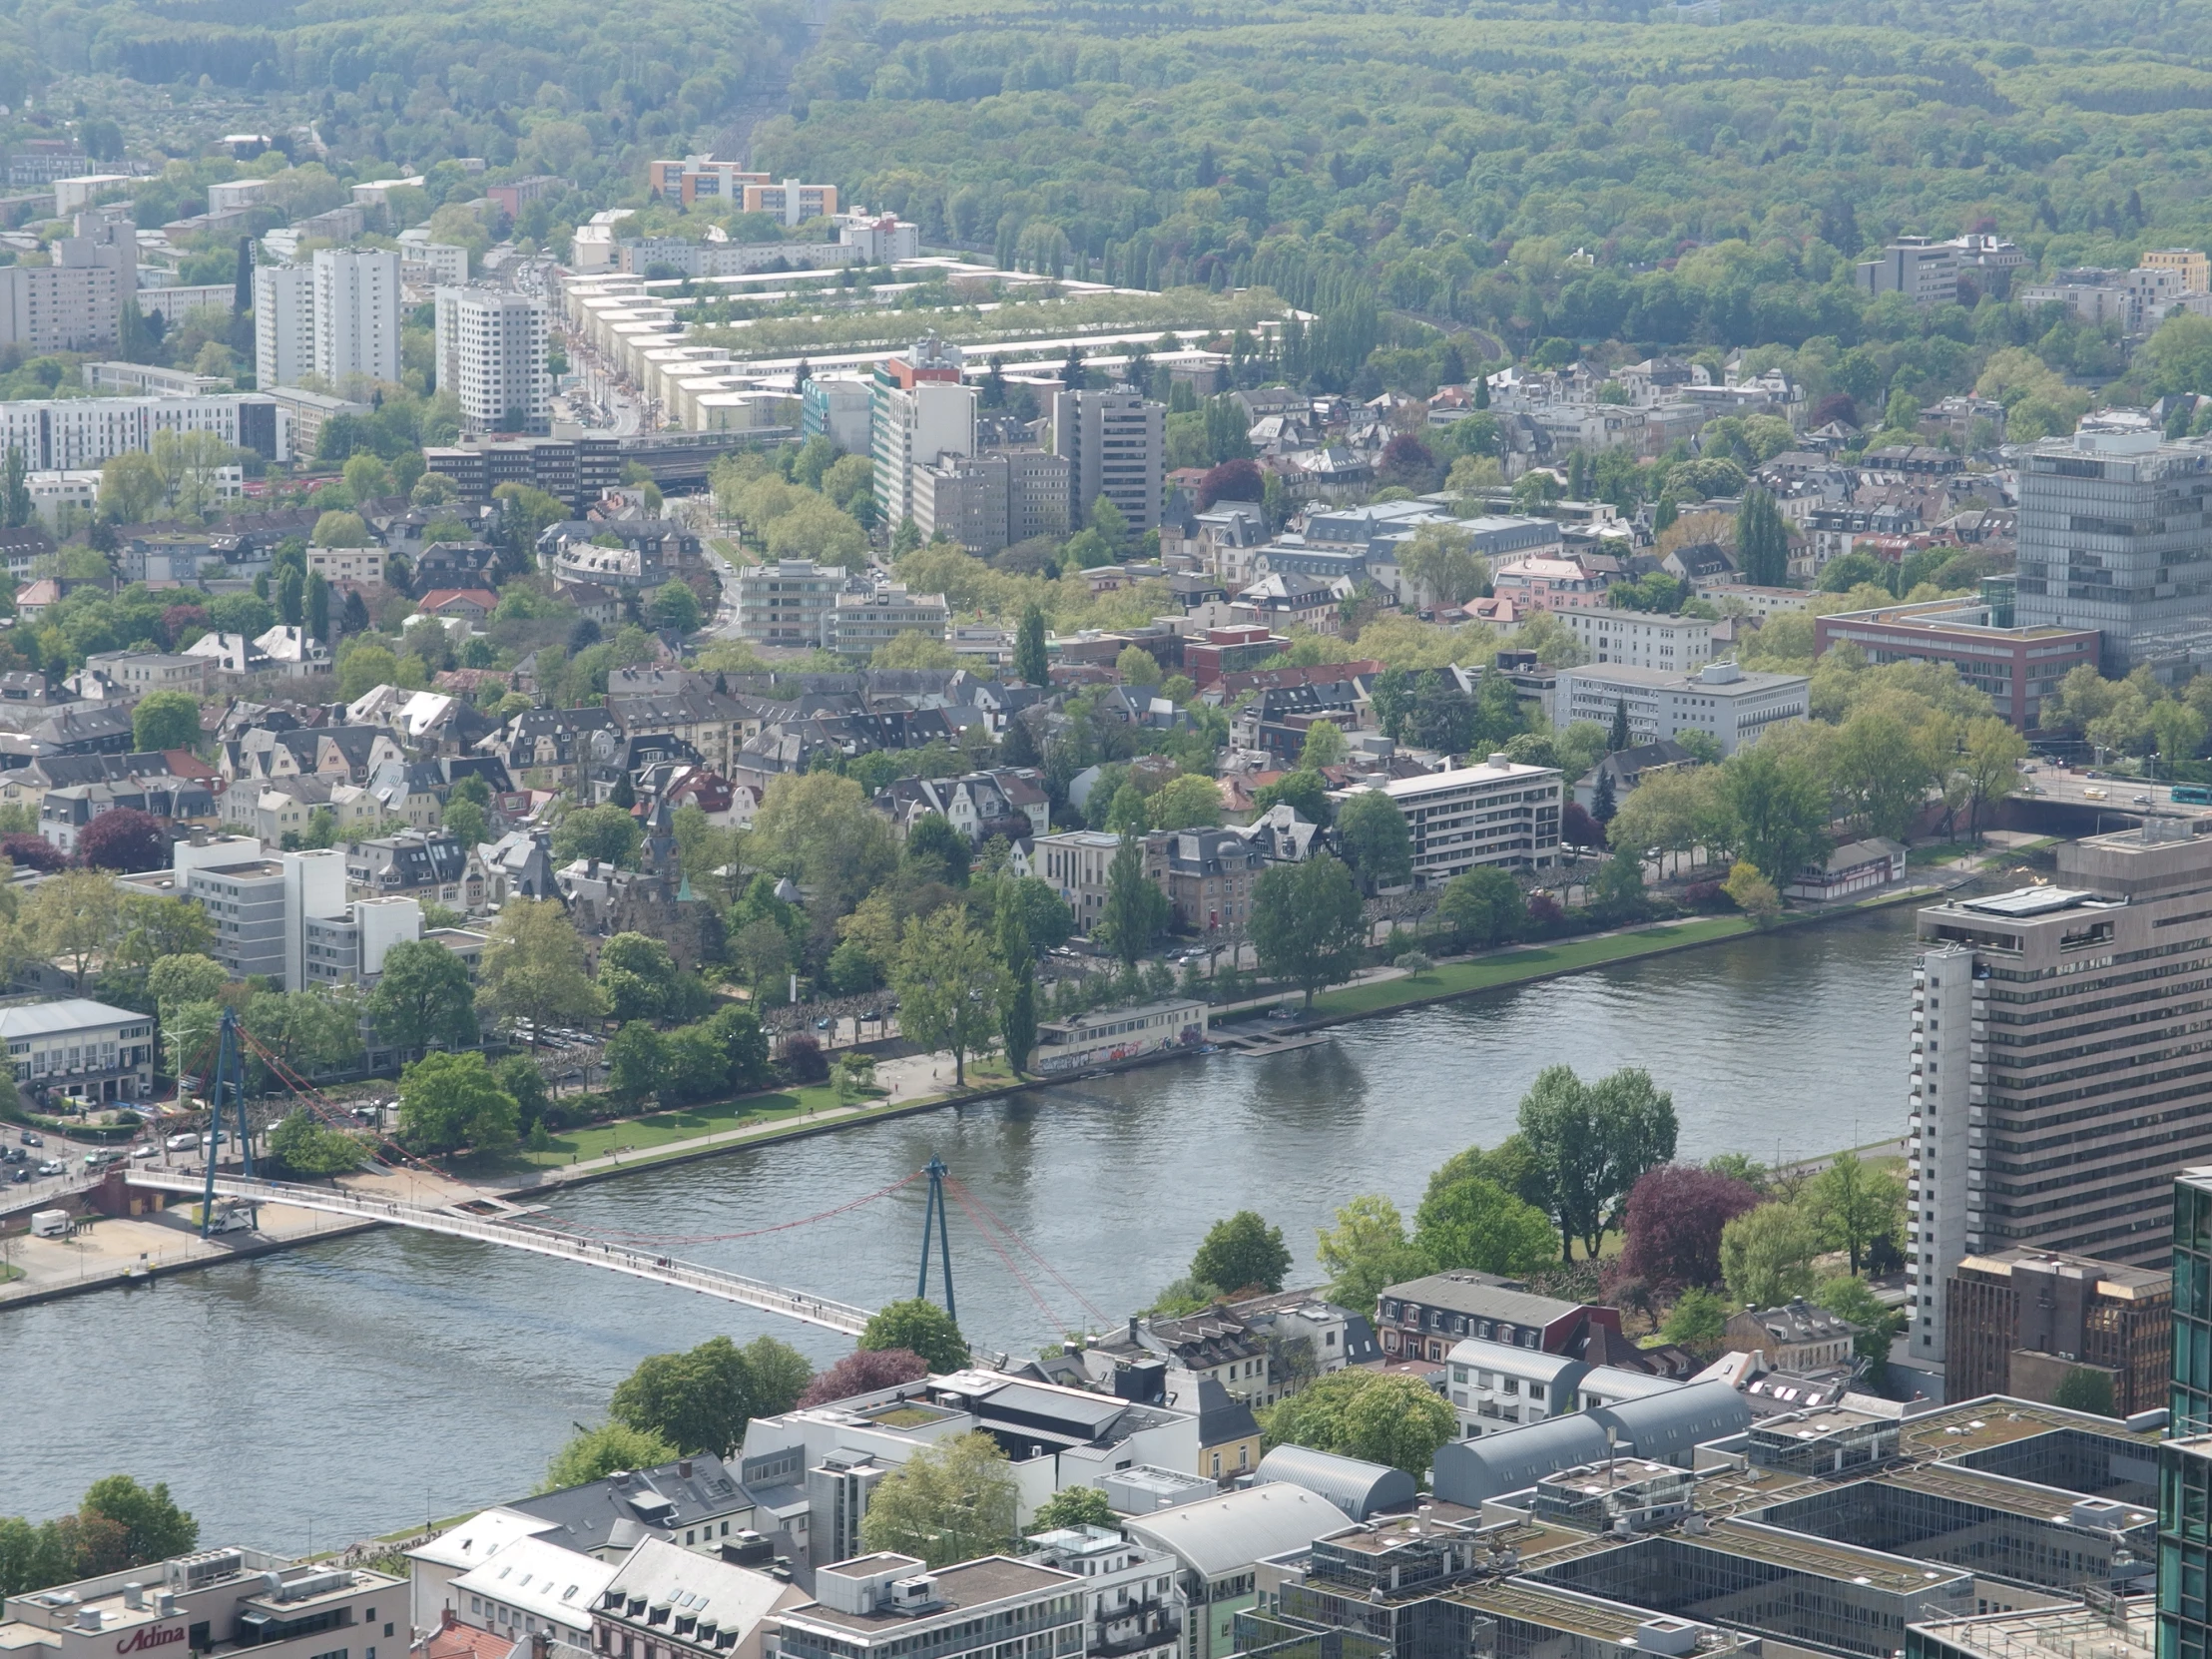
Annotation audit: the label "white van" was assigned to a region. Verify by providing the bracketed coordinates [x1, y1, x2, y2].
[165, 1133, 198, 1152]
[29, 1209, 70, 1238]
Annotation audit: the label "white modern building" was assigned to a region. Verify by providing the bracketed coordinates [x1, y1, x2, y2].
[1024, 1526, 1184, 1659]
[0, 394, 285, 469]
[254, 262, 315, 390]
[312, 248, 402, 387]
[0, 997, 156, 1105]
[447, 1533, 616, 1650]
[23, 468, 101, 527]
[434, 286, 551, 435]
[1553, 660, 1809, 755]
[733, 558, 849, 649]
[1328, 755, 1563, 882]
[818, 581, 950, 657]
[1554, 607, 1718, 673]
[0, 1549, 404, 1659]
[871, 339, 973, 530]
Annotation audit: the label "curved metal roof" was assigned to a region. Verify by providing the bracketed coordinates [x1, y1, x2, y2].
[1430, 1381, 1753, 1507]
[1254, 1444, 1417, 1520]
[1124, 1483, 1355, 1581]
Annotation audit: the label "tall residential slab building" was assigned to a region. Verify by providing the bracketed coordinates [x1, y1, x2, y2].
[434, 286, 550, 435]
[2016, 412, 2212, 675]
[254, 262, 314, 389]
[1052, 386, 1165, 533]
[870, 336, 972, 531]
[1908, 824, 2212, 1365]
[310, 248, 401, 388]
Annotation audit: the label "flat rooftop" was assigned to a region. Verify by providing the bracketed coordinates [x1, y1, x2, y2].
[1908, 1597, 2153, 1659]
[1700, 1518, 1967, 1592]
[1902, 1399, 2163, 1457]
[1880, 1462, 2155, 1529]
[787, 1557, 1073, 1636]
[1451, 1580, 1749, 1650]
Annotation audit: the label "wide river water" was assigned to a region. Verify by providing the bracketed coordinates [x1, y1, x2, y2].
[0, 903, 1924, 1551]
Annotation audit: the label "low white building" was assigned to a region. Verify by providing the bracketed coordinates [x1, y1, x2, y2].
[0, 996, 156, 1105]
[1554, 606, 1717, 673]
[24, 468, 101, 527]
[1328, 755, 1563, 883]
[448, 1533, 616, 1649]
[1554, 660, 1808, 756]
[1026, 1526, 1184, 1659]
[819, 581, 950, 658]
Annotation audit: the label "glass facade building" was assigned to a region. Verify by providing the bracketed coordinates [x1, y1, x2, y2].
[2176, 1174, 2212, 1433]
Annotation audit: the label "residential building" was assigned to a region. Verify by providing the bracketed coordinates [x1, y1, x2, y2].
[1720, 1300, 1861, 1370]
[818, 581, 951, 658]
[605, 670, 750, 775]
[1944, 1249, 2170, 1417]
[1554, 660, 1809, 756]
[871, 339, 973, 530]
[1375, 1272, 1625, 1365]
[838, 213, 920, 265]
[0, 394, 284, 470]
[0, 1549, 405, 1659]
[1814, 598, 2100, 730]
[498, 1454, 763, 1564]
[1442, 1341, 1591, 1438]
[1855, 236, 1960, 305]
[1052, 387, 1165, 533]
[254, 262, 314, 389]
[82, 651, 210, 698]
[2015, 414, 2212, 674]
[646, 161, 836, 220]
[1488, 555, 1609, 610]
[345, 831, 485, 911]
[485, 176, 567, 218]
[801, 375, 871, 453]
[776, 1555, 1080, 1659]
[876, 770, 1050, 843]
[1025, 1526, 1184, 1659]
[399, 238, 470, 286]
[911, 450, 1072, 554]
[1328, 756, 1563, 884]
[0, 239, 124, 353]
[1160, 828, 1262, 937]
[435, 287, 550, 435]
[312, 249, 403, 387]
[421, 434, 624, 514]
[588, 1537, 803, 1659]
[733, 558, 848, 650]
[1121, 1485, 1358, 1659]
[0, 997, 156, 1105]
[22, 468, 99, 527]
[447, 1534, 615, 1651]
[40, 774, 219, 855]
[307, 544, 388, 587]
[260, 384, 369, 457]
[1554, 607, 1717, 672]
[1033, 829, 1169, 933]
[2145, 248, 2212, 292]
[1909, 827, 2212, 1365]
[1570, 740, 1696, 815]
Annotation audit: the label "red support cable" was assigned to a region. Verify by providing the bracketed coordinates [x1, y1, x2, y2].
[943, 1178, 1065, 1332]
[945, 1174, 1110, 1327]
[527, 1168, 929, 1248]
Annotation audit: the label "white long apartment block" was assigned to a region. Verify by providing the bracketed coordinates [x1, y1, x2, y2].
[434, 286, 551, 435]
[312, 248, 401, 386]
[0, 394, 286, 469]
[1554, 606, 1718, 673]
[1329, 754, 1563, 882]
[1553, 660, 1809, 756]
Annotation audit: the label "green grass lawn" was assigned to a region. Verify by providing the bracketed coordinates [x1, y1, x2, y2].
[1312, 916, 1754, 1017]
[508, 1088, 833, 1168]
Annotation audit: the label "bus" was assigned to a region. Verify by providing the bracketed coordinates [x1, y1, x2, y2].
[2174, 784, 2212, 806]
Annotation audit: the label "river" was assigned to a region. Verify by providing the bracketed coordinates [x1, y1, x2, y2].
[0, 904, 1923, 1551]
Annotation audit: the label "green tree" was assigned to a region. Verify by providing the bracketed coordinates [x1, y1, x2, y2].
[1587, 846, 1650, 925]
[131, 692, 203, 754]
[267, 1107, 363, 1176]
[606, 1022, 668, 1103]
[313, 509, 369, 547]
[1260, 1370, 1455, 1478]
[1253, 769, 1334, 827]
[367, 940, 479, 1056]
[1660, 1286, 1730, 1354]
[599, 931, 683, 1022]
[541, 1423, 678, 1493]
[1335, 791, 1411, 890]
[1299, 719, 1349, 770]
[1735, 487, 1790, 587]
[1149, 774, 1224, 830]
[1608, 698, 1631, 754]
[1394, 522, 1489, 609]
[1721, 741, 1831, 884]
[1516, 1064, 1679, 1261]
[650, 582, 704, 633]
[397, 1051, 519, 1154]
[1191, 1210, 1292, 1295]
[1811, 1274, 1906, 1385]
[1095, 830, 1170, 966]
[1014, 602, 1050, 686]
[1028, 1486, 1117, 1533]
[479, 900, 605, 1042]
[1804, 1151, 1906, 1275]
[553, 804, 645, 867]
[2051, 1368, 2119, 1417]
[0, 443, 28, 528]
[904, 813, 972, 887]
[1411, 1176, 1558, 1276]
[1435, 866, 1525, 949]
[1315, 1194, 1429, 1312]
[77, 1476, 198, 1567]
[611, 1335, 812, 1456]
[860, 1298, 969, 1372]
[752, 772, 898, 919]
[1719, 1201, 1823, 1308]
[1957, 717, 2028, 839]
[99, 451, 166, 527]
[892, 905, 1004, 1086]
[118, 897, 217, 970]
[307, 571, 331, 641]
[1250, 853, 1367, 1010]
[858, 1431, 1017, 1568]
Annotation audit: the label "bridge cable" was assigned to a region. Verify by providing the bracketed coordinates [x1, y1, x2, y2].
[526, 1167, 929, 1248]
[939, 1176, 1066, 1333]
[943, 1174, 1111, 1328]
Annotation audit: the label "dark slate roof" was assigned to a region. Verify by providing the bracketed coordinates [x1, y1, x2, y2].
[503, 1454, 750, 1555]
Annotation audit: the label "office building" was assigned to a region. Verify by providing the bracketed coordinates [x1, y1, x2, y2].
[0, 1548, 404, 1659]
[1034, 830, 1171, 933]
[312, 248, 402, 387]
[1328, 755, 1563, 884]
[1855, 236, 1960, 306]
[1909, 827, 2212, 1363]
[1554, 607, 1717, 673]
[434, 287, 551, 435]
[0, 395, 283, 470]
[254, 263, 314, 389]
[732, 559, 849, 650]
[1814, 598, 2101, 730]
[911, 449, 1072, 554]
[1025, 1525, 1185, 1659]
[2015, 414, 2212, 674]
[0, 997, 157, 1105]
[2173, 1172, 2212, 1431]
[776, 1555, 1080, 1659]
[1053, 387, 1165, 533]
[419, 433, 623, 513]
[2163, 1436, 2212, 1659]
[801, 375, 872, 453]
[819, 580, 951, 658]
[1943, 1249, 2170, 1416]
[871, 339, 973, 530]
[1553, 660, 1808, 756]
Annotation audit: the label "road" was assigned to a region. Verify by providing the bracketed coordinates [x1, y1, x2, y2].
[2017, 765, 2210, 818]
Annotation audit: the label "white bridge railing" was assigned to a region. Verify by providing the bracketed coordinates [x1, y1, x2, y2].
[130, 1170, 873, 1335]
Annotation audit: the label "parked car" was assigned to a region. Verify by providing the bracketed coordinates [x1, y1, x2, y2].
[8, 1168, 27, 1184]
[19, 1131, 41, 1146]
[35, 1160, 63, 1176]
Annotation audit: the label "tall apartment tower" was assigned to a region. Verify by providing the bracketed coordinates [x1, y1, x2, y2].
[871, 336, 973, 531]
[2016, 411, 2212, 675]
[310, 248, 400, 388]
[1908, 824, 2212, 1365]
[1051, 387, 1165, 534]
[434, 286, 550, 435]
[254, 263, 315, 390]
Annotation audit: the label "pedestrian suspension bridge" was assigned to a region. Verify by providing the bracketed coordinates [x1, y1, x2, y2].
[124, 1011, 1105, 1339]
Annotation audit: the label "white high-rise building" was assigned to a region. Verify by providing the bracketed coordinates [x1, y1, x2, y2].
[310, 248, 400, 388]
[254, 263, 315, 390]
[870, 338, 974, 532]
[433, 287, 550, 435]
